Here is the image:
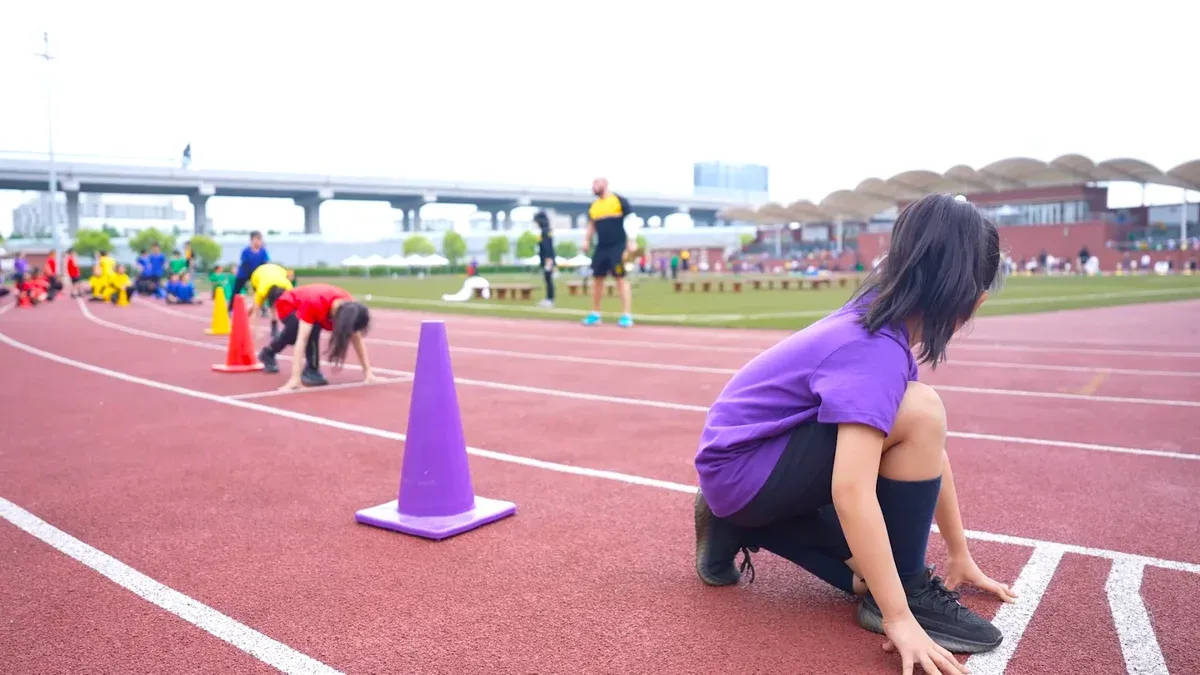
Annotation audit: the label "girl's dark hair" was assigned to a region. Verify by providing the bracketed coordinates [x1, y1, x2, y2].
[533, 211, 550, 231]
[265, 285, 287, 305]
[851, 193, 1003, 368]
[327, 301, 370, 369]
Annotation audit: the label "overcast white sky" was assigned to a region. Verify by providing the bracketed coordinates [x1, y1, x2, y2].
[1, 0, 1197, 237]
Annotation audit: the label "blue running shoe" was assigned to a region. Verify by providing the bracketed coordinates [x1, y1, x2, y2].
[582, 312, 602, 326]
[618, 314, 634, 328]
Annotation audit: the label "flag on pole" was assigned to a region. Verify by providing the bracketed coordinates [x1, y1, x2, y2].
[181, 143, 192, 168]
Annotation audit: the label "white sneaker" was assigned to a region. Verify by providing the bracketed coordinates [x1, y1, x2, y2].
[538, 299, 554, 308]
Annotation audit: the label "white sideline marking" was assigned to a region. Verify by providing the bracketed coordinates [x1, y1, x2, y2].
[228, 376, 412, 400]
[1106, 559, 1170, 675]
[363, 286, 1200, 324]
[965, 545, 1065, 675]
[145, 299, 1200, 377]
[80, 303, 1200, 462]
[3, 325, 1200, 579]
[0, 496, 342, 675]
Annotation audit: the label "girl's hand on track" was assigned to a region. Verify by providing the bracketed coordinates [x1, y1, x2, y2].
[946, 554, 1018, 603]
[882, 614, 969, 675]
[277, 379, 302, 392]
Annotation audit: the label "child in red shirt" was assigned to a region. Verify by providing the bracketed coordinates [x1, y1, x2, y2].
[258, 283, 378, 390]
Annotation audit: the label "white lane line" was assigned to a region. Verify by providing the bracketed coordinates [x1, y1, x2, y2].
[80, 303, 1200, 462]
[964, 545, 1065, 675]
[1106, 558, 1170, 675]
[365, 337, 1200, 408]
[144, 299, 1200, 377]
[227, 376, 412, 400]
[4, 325, 1200, 578]
[0, 497, 342, 675]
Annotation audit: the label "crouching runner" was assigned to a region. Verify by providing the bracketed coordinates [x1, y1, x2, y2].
[258, 283, 377, 390]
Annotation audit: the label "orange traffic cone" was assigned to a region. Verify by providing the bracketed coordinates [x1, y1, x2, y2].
[212, 294, 264, 373]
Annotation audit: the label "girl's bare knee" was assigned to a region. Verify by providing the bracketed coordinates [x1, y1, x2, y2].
[880, 383, 946, 479]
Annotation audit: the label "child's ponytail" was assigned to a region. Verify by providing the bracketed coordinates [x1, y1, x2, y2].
[327, 301, 371, 369]
[853, 194, 1002, 368]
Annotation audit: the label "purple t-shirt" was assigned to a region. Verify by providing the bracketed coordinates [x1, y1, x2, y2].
[695, 300, 918, 518]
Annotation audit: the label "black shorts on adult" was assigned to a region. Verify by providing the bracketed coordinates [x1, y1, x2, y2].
[590, 245, 627, 279]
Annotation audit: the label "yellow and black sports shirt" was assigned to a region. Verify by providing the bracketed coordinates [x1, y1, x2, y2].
[588, 193, 632, 249]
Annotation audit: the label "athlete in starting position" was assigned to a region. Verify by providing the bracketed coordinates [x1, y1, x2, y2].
[694, 194, 1014, 675]
[258, 283, 377, 390]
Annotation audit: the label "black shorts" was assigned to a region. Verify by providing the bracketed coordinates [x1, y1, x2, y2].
[590, 245, 627, 279]
[728, 421, 841, 529]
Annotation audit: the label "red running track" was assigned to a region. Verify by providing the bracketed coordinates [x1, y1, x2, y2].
[0, 297, 1198, 674]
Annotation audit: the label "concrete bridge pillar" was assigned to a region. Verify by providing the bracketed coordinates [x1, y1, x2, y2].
[189, 194, 209, 235]
[65, 190, 80, 237]
[295, 189, 333, 235]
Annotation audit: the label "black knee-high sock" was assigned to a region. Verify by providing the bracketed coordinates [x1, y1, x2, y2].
[876, 476, 942, 584]
[746, 506, 855, 594]
[304, 333, 321, 371]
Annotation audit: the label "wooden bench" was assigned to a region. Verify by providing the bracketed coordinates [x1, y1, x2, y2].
[476, 284, 534, 300]
[567, 280, 619, 297]
[672, 279, 743, 293]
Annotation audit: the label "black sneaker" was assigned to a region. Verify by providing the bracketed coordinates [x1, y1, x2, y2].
[693, 490, 756, 586]
[301, 368, 329, 387]
[856, 566, 1003, 654]
[258, 348, 279, 373]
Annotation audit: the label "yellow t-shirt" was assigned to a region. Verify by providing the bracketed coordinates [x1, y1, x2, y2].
[98, 255, 115, 277]
[112, 272, 131, 289]
[249, 263, 293, 307]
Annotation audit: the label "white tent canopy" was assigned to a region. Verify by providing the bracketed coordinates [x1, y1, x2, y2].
[384, 254, 409, 266]
[362, 254, 387, 267]
[518, 254, 541, 266]
[421, 254, 450, 266]
[340, 255, 367, 267]
[559, 254, 592, 268]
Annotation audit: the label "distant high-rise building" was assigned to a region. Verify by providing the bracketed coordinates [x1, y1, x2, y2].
[693, 162, 769, 203]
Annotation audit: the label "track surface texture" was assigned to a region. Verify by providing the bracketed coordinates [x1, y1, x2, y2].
[1, 297, 1197, 674]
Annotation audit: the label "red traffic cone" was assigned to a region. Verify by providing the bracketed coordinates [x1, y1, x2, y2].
[355, 320, 516, 539]
[212, 294, 265, 373]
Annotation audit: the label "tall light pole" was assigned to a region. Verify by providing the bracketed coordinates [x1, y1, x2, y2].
[35, 32, 62, 270]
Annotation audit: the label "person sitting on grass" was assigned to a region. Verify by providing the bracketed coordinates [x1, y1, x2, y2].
[257, 283, 377, 391]
[165, 272, 201, 305]
[693, 194, 1014, 675]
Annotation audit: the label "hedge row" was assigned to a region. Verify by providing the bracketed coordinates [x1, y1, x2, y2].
[72, 263, 543, 279]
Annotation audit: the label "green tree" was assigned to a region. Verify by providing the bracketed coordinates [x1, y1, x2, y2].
[556, 240, 578, 258]
[636, 234, 648, 254]
[515, 231, 539, 259]
[187, 235, 222, 270]
[74, 229, 112, 259]
[486, 235, 510, 264]
[442, 231, 467, 265]
[101, 224, 121, 238]
[129, 227, 177, 254]
[403, 235, 436, 256]
[739, 233, 756, 248]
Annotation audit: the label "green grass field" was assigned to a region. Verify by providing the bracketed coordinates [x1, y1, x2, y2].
[301, 271, 1200, 330]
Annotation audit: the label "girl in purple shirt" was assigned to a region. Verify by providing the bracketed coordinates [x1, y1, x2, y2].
[694, 194, 1011, 675]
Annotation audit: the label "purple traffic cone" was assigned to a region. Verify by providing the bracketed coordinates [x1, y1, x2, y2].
[355, 320, 516, 539]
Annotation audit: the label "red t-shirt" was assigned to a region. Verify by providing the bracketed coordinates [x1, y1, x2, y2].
[66, 255, 79, 278]
[45, 256, 57, 276]
[274, 284, 352, 330]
